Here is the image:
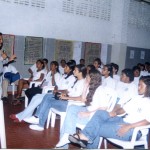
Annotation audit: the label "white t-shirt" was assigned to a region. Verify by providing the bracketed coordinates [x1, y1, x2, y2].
[68, 79, 85, 97]
[59, 66, 65, 75]
[30, 63, 37, 74]
[87, 86, 117, 112]
[116, 81, 138, 106]
[32, 69, 46, 81]
[57, 74, 76, 90]
[3, 64, 18, 74]
[102, 76, 116, 90]
[133, 77, 140, 88]
[123, 95, 150, 124]
[113, 74, 120, 88]
[42, 71, 61, 87]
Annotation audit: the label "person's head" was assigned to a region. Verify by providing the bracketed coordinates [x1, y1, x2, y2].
[137, 63, 145, 71]
[60, 59, 66, 68]
[86, 69, 102, 106]
[86, 64, 96, 74]
[120, 68, 134, 83]
[36, 59, 45, 70]
[68, 59, 76, 66]
[145, 62, 150, 71]
[111, 63, 119, 75]
[93, 58, 101, 69]
[43, 58, 48, 65]
[73, 64, 87, 79]
[50, 61, 59, 73]
[138, 76, 150, 97]
[0, 32, 3, 50]
[132, 66, 141, 77]
[80, 59, 85, 65]
[101, 64, 113, 78]
[64, 61, 76, 75]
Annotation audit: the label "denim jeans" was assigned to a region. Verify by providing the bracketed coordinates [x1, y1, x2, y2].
[35, 93, 68, 127]
[17, 93, 46, 121]
[81, 110, 135, 149]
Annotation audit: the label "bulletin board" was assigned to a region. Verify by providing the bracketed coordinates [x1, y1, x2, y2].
[24, 36, 43, 65]
[55, 40, 73, 62]
[84, 42, 101, 65]
[2, 34, 15, 56]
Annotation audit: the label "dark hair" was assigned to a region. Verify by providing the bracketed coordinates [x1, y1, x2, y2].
[68, 59, 76, 66]
[50, 61, 59, 73]
[65, 61, 76, 79]
[86, 69, 101, 106]
[0, 32, 2, 36]
[132, 66, 141, 73]
[43, 58, 48, 64]
[122, 68, 134, 82]
[36, 59, 45, 69]
[139, 76, 150, 97]
[111, 63, 119, 74]
[87, 64, 96, 71]
[105, 64, 113, 78]
[94, 58, 101, 65]
[75, 64, 87, 78]
[60, 59, 66, 64]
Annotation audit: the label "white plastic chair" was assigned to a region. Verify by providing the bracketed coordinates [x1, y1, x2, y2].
[46, 101, 85, 130]
[0, 100, 7, 148]
[100, 125, 150, 149]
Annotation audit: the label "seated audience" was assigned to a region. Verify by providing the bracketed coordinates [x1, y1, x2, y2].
[68, 76, 150, 149]
[59, 59, 66, 75]
[132, 66, 141, 87]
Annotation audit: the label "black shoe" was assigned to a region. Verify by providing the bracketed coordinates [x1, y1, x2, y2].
[68, 134, 88, 148]
[2, 97, 8, 101]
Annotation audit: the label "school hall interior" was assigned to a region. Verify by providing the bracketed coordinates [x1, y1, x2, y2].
[0, 0, 150, 149]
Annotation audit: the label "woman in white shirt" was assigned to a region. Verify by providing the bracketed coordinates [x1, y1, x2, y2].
[27, 64, 87, 131]
[68, 76, 150, 149]
[55, 69, 117, 148]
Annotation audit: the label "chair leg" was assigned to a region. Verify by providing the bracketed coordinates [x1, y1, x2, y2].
[25, 96, 28, 108]
[104, 139, 107, 149]
[12, 83, 15, 95]
[46, 109, 52, 129]
[98, 137, 103, 148]
[51, 112, 56, 128]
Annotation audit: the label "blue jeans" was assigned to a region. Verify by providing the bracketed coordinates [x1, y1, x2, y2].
[35, 94, 68, 127]
[81, 110, 136, 149]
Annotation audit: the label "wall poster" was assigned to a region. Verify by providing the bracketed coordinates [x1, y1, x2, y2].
[84, 42, 101, 65]
[2, 34, 15, 56]
[24, 36, 43, 65]
[55, 40, 73, 62]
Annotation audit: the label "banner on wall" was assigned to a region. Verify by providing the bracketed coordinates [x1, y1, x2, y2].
[24, 36, 43, 65]
[2, 34, 15, 56]
[84, 42, 101, 65]
[55, 40, 73, 63]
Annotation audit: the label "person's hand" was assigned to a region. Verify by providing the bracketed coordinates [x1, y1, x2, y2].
[109, 111, 117, 117]
[1, 52, 7, 59]
[9, 54, 17, 61]
[117, 124, 131, 137]
[60, 93, 68, 100]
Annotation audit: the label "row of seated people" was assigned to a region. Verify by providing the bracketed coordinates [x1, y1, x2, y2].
[9, 58, 150, 148]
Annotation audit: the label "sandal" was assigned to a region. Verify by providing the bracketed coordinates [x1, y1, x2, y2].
[13, 100, 21, 106]
[68, 133, 88, 148]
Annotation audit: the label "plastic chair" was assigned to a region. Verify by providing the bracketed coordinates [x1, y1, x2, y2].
[99, 125, 150, 149]
[46, 101, 85, 130]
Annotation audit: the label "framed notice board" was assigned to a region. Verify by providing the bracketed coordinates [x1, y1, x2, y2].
[55, 40, 73, 62]
[24, 36, 43, 65]
[84, 42, 101, 65]
[2, 34, 15, 56]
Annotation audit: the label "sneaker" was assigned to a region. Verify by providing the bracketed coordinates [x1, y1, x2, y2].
[29, 125, 44, 131]
[24, 116, 39, 124]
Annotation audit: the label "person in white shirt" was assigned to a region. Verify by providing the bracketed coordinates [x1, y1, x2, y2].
[2, 64, 21, 101]
[59, 59, 66, 75]
[9, 61, 76, 122]
[25, 64, 87, 131]
[116, 68, 138, 106]
[13, 59, 46, 105]
[55, 69, 117, 148]
[68, 76, 150, 149]
[111, 63, 120, 87]
[101, 64, 116, 90]
[132, 66, 141, 87]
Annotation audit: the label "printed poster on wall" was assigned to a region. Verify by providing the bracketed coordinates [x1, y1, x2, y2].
[55, 40, 73, 63]
[24, 36, 43, 65]
[84, 42, 101, 65]
[2, 34, 15, 56]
